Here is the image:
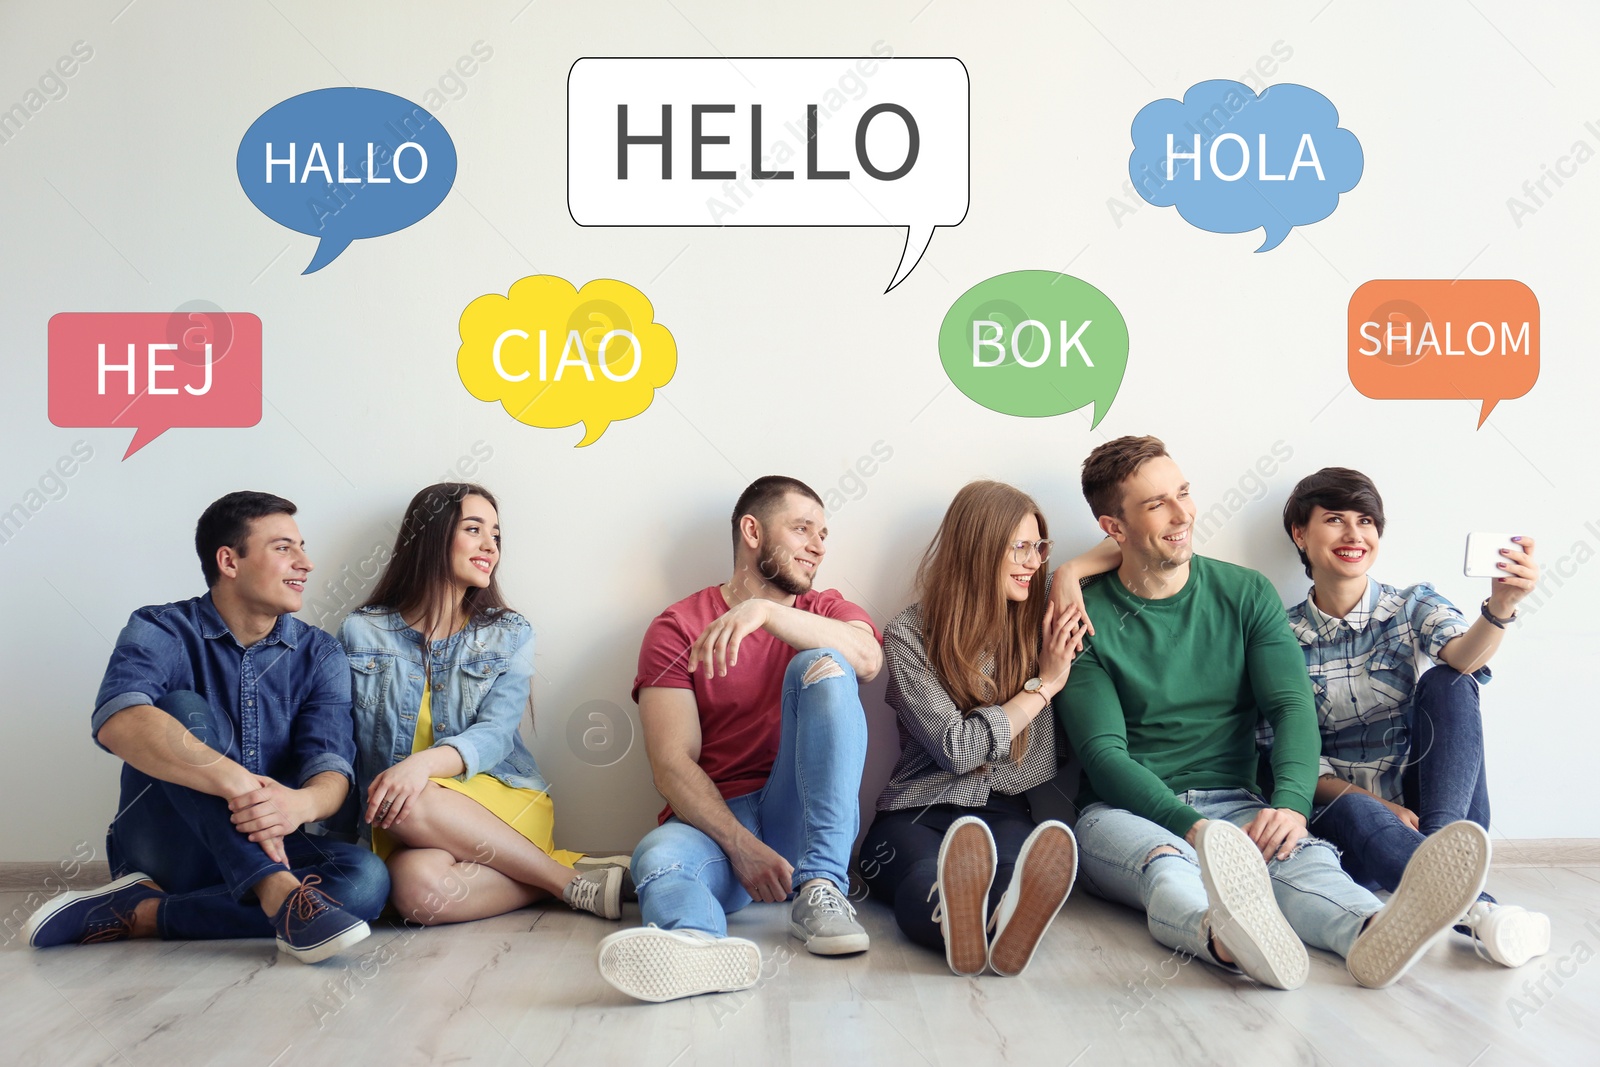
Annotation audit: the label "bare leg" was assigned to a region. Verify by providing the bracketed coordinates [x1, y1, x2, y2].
[383, 783, 577, 920]
[388, 846, 551, 924]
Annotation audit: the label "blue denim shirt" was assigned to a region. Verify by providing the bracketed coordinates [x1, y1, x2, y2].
[337, 607, 545, 818]
[92, 594, 356, 787]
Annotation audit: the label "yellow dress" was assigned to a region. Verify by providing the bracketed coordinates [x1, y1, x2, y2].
[372, 687, 583, 868]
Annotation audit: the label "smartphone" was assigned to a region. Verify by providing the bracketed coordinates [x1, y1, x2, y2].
[1464, 532, 1517, 579]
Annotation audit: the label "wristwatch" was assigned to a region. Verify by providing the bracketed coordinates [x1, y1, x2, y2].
[1480, 598, 1517, 629]
[1023, 677, 1050, 708]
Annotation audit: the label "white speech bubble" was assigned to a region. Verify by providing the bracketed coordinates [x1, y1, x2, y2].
[568, 57, 969, 292]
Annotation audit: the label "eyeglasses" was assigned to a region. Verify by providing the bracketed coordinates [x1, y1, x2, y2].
[1008, 539, 1053, 564]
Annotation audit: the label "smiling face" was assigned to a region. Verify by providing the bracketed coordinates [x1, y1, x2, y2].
[1107, 455, 1197, 570]
[1000, 513, 1044, 603]
[1295, 505, 1380, 583]
[226, 512, 312, 615]
[754, 492, 827, 597]
[449, 494, 500, 591]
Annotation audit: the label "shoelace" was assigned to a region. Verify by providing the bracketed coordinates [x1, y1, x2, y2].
[1462, 905, 1495, 964]
[568, 874, 601, 911]
[805, 884, 854, 918]
[282, 874, 342, 924]
[81, 908, 137, 945]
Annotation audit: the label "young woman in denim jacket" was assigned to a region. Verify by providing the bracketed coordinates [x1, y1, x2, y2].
[338, 483, 625, 924]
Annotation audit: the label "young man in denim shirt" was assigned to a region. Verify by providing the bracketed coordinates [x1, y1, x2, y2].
[24, 492, 388, 963]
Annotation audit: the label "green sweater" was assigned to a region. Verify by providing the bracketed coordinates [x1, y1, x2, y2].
[1054, 555, 1320, 838]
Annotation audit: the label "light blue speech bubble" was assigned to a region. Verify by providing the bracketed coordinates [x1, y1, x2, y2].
[237, 87, 458, 273]
[1128, 80, 1362, 251]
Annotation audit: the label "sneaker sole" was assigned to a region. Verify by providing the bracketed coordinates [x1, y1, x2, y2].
[277, 920, 371, 965]
[23, 872, 153, 948]
[937, 817, 997, 977]
[989, 822, 1077, 977]
[1197, 821, 1308, 991]
[788, 923, 870, 956]
[597, 929, 761, 1003]
[1347, 820, 1490, 989]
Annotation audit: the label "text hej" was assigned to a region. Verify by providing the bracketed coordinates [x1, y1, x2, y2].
[97, 343, 212, 396]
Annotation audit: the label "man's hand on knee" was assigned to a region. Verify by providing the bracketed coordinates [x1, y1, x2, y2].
[229, 775, 310, 863]
[728, 832, 794, 903]
[1243, 808, 1308, 861]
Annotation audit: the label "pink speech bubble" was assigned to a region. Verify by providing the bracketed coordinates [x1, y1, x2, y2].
[48, 312, 262, 458]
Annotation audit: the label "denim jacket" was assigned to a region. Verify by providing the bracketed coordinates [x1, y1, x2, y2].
[337, 606, 546, 828]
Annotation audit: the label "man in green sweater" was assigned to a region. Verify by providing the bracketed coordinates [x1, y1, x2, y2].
[1055, 436, 1492, 990]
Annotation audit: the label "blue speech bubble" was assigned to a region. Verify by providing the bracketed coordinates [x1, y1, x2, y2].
[237, 88, 457, 273]
[1128, 81, 1362, 251]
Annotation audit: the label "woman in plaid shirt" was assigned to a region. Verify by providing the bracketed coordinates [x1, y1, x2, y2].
[1281, 467, 1550, 969]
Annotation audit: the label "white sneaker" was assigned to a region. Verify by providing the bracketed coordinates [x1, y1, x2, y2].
[1347, 820, 1491, 989]
[987, 820, 1078, 977]
[1196, 820, 1309, 990]
[596, 926, 762, 1003]
[1463, 901, 1551, 968]
[930, 816, 997, 977]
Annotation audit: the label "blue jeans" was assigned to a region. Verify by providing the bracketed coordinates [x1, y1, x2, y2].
[1311, 666, 1491, 895]
[633, 648, 868, 936]
[105, 691, 389, 940]
[1076, 788, 1381, 964]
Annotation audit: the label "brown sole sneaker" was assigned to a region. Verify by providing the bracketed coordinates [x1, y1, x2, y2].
[988, 821, 1078, 977]
[934, 816, 997, 977]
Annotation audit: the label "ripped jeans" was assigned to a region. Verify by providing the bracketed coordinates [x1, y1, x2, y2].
[632, 648, 868, 937]
[1075, 788, 1381, 964]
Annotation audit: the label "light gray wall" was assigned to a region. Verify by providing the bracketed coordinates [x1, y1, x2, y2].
[2, 0, 1596, 864]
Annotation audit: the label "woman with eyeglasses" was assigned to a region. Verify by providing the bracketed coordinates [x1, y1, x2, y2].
[338, 483, 628, 926]
[859, 480, 1116, 976]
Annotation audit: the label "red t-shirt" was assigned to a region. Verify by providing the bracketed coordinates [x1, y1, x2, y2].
[633, 585, 880, 822]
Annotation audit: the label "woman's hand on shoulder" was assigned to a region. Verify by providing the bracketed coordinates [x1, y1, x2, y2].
[1039, 600, 1090, 693]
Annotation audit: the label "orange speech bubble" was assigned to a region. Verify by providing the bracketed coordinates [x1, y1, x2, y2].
[1348, 280, 1539, 427]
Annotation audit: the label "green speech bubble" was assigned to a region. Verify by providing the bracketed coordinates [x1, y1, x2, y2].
[938, 270, 1129, 427]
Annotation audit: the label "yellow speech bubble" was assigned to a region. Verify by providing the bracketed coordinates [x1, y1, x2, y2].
[458, 275, 676, 446]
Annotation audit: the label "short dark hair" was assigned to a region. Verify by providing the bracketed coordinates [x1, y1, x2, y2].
[195, 491, 298, 586]
[1282, 467, 1387, 577]
[730, 476, 824, 552]
[1081, 435, 1170, 521]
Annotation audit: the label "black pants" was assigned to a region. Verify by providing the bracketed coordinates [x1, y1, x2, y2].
[859, 792, 1038, 953]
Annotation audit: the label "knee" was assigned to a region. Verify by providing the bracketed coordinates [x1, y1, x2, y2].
[1319, 790, 1388, 828]
[631, 832, 692, 892]
[388, 853, 466, 925]
[787, 648, 855, 688]
[155, 690, 232, 749]
[1416, 665, 1479, 712]
[1142, 845, 1186, 870]
[326, 845, 391, 921]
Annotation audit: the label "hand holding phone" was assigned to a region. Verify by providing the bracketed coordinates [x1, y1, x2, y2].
[1464, 532, 1518, 579]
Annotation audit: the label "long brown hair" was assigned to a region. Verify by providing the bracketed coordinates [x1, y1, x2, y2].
[915, 481, 1049, 761]
[361, 483, 513, 636]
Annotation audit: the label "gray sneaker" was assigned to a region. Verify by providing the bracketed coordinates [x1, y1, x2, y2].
[564, 866, 623, 920]
[789, 881, 870, 955]
[574, 855, 636, 903]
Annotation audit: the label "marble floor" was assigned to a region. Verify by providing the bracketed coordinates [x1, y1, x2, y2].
[5, 865, 1599, 1067]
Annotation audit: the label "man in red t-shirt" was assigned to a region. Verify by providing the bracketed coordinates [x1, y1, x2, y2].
[596, 476, 883, 1003]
